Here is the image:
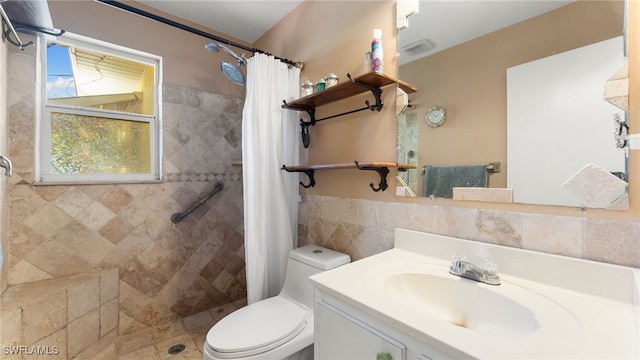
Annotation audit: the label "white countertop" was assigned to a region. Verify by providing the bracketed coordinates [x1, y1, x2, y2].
[311, 229, 640, 359]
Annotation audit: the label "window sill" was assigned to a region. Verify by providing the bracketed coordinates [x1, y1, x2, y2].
[33, 179, 165, 186]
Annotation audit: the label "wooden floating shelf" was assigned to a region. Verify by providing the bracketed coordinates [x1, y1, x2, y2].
[282, 161, 417, 192]
[284, 72, 417, 109]
[282, 72, 418, 148]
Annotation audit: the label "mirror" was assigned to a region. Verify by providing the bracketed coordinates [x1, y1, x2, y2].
[397, 1, 628, 208]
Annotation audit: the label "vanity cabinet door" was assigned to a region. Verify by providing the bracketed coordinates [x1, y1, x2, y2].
[315, 301, 407, 360]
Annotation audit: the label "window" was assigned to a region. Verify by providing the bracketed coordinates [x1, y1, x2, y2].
[37, 33, 162, 184]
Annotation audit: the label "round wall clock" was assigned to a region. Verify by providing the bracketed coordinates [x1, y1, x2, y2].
[425, 106, 446, 128]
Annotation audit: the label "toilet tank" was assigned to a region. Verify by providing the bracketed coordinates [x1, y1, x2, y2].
[279, 245, 350, 309]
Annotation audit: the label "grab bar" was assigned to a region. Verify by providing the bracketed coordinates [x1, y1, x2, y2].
[170, 181, 224, 223]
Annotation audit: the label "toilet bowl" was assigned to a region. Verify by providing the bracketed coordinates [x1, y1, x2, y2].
[202, 245, 350, 360]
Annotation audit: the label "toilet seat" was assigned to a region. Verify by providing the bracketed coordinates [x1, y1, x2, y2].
[206, 296, 308, 359]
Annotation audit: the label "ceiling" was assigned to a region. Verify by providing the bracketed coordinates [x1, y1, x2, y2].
[135, 0, 304, 44]
[399, 1, 573, 65]
[133, 0, 573, 64]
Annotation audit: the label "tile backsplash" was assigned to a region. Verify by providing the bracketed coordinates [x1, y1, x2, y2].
[300, 195, 640, 268]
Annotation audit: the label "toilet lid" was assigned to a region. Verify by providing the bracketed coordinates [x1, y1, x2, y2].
[206, 296, 308, 358]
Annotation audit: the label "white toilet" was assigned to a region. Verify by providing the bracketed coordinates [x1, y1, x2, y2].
[202, 245, 350, 360]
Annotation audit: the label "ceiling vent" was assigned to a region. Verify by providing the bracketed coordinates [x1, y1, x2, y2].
[401, 39, 437, 56]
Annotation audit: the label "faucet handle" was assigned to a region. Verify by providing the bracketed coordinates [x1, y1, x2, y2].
[481, 258, 498, 276]
[450, 254, 467, 272]
[480, 258, 501, 285]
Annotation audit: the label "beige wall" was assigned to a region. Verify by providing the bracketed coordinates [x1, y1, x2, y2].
[401, 1, 624, 192]
[257, 0, 640, 267]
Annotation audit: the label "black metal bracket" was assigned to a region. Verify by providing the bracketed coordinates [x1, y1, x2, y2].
[281, 102, 317, 148]
[281, 166, 316, 188]
[355, 161, 389, 192]
[283, 73, 385, 148]
[282, 161, 393, 192]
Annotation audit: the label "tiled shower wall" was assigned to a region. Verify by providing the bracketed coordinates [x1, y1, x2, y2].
[396, 108, 418, 193]
[301, 195, 640, 268]
[6, 49, 246, 334]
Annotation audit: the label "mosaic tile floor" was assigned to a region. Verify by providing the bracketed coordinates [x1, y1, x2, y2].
[94, 302, 243, 360]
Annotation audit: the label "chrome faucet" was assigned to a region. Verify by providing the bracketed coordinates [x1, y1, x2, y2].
[449, 255, 500, 285]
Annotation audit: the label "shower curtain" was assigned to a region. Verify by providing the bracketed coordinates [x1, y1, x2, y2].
[242, 53, 300, 304]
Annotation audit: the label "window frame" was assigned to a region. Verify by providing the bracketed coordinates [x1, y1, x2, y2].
[36, 32, 163, 184]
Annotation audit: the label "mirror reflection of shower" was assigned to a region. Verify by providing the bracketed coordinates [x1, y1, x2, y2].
[397, 102, 418, 191]
[205, 42, 247, 86]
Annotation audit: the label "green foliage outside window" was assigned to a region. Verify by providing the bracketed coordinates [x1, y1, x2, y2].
[50, 112, 151, 174]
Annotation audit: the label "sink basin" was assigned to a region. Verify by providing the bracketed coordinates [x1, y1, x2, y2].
[368, 262, 581, 337]
[382, 271, 539, 335]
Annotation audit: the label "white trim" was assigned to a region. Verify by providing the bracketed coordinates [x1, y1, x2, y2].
[34, 36, 45, 182]
[154, 55, 163, 180]
[40, 173, 159, 183]
[45, 104, 155, 123]
[36, 32, 163, 184]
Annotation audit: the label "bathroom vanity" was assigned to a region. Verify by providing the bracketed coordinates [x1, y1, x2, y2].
[310, 229, 640, 359]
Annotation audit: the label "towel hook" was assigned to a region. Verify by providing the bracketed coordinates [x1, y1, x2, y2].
[355, 160, 389, 192]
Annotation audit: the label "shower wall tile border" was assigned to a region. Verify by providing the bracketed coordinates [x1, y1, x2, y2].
[164, 173, 242, 182]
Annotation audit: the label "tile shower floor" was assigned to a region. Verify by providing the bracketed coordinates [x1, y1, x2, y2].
[96, 301, 245, 360]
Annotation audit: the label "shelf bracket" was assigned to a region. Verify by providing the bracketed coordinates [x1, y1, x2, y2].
[281, 165, 316, 188]
[355, 161, 389, 192]
[347, 73, 384, 112]
[282, 73, 385, 148]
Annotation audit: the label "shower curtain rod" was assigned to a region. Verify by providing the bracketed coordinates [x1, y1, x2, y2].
[95, 0, 303, 69]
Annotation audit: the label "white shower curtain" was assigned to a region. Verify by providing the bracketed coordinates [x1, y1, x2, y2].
[242, 53, 300, 304]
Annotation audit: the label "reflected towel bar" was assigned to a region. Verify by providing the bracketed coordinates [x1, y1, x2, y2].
[171, 181, 224, 223]
[485, 162, 501, 173]
[422, 162, 501, 175]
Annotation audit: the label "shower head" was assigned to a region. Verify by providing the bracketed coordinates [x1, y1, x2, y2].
[205, 41, 246, 65]
[205, 41, 247, 86]
[221, 62, 245, 86]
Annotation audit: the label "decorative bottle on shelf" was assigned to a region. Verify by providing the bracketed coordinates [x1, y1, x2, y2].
[371, 28, 384, 73]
